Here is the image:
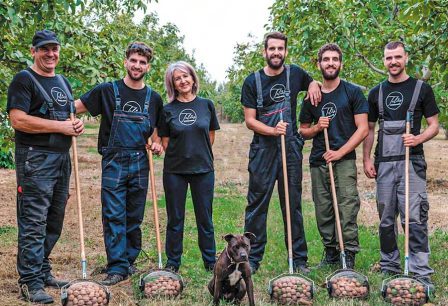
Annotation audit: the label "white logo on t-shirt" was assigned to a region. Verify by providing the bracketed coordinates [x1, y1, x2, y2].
[179, 109, 197, 125]
[51, 87, 68, 106]
[322, 102, 337, 119]
[270, 84, 286, 103]
[123, 101, 142, 113]
[385, 91, 404, 110]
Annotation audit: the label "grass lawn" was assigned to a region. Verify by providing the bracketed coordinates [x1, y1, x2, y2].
[127, 186, 448, 306]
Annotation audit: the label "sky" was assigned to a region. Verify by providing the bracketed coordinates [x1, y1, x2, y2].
[143, 0, 274, 83]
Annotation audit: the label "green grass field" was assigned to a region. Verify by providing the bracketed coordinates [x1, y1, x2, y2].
[126, 187, 448, 305]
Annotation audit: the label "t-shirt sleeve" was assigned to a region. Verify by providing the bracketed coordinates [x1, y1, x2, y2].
[80, 83, 108, 116]
[421, 83, 439, 118]
[240, 74, 257, 109]
[208, 100, 220, 131]
[7, 72, 33, 114]
[295, 65, 313, 91]
[158, 108, 170, 137]
[367, 87, 379, 123]
[152, 92, 164, 128]
[299, 99, 313, 123]
[351, 86, 369, 114]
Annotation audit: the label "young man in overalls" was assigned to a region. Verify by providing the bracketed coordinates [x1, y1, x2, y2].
[363, 41, 439, 289]
[240, 31, 321, 274]
[8, 29, 85, 303]
[75, 42, 164, 285]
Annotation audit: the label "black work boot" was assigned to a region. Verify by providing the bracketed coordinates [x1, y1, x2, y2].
[20, 286, 54, 304]
[318, 247, 340, 268]
[345, 251, 356, 269]
[101, 273, 128, 286]
[44, 273, 69, 288]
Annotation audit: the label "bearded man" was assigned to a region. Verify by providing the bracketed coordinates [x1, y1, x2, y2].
[299, 43, 368, 269]
[75, 42, 163, 285]
[240, 31, 321, 274]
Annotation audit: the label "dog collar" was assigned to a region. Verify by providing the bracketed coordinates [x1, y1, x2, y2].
[225, 246, 248, 267]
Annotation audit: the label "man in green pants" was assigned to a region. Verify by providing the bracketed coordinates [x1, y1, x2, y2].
[299, 43, 368, 268]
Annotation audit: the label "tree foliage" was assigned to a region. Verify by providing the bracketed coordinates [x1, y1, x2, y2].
[221, 0, 448, 130]
[0, 0, 217, 168]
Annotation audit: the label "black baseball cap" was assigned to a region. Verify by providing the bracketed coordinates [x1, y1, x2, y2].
[32, 30, 60, 48]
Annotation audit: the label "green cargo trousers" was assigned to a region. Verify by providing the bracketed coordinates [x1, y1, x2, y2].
[310, 159, 360, 253]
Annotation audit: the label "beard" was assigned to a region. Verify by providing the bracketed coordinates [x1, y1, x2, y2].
[388, 64, 405, 77]
[320, 64, 341, 80]
[266, 54, 285, 70]
[127, 68, 146, 81]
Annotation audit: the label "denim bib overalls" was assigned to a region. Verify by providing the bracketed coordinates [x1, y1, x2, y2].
[375, 80, 433, 276]
[244, 65, 308, 270]
[101, 81, 153, 276]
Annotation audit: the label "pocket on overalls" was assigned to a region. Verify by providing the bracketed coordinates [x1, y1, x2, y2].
[24, 151, 48, 177]
[101, 153, 121, 189]
[411, 159, 427, 181]
[418, 193, 429, 223]
[382, 120, 405, 157]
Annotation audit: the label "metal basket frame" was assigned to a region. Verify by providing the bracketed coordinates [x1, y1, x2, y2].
[61, 279, 111, 306]
[325, 268, 370, 299]
[139, 269, 184, 297]
[268, 273, 315, 301]
[381, 274, 430, 304]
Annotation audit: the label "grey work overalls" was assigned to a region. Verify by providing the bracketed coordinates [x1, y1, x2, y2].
[244, 65, 308, 270]
[375, 80, 433, 276]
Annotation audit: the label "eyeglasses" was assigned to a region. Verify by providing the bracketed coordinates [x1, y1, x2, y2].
[127, 43, 153, 61]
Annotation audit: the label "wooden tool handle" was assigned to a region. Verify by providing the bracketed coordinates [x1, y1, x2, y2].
[147, 142, 163, 269]
[404, 113, 411, 274]
[70, 114, 86, 264]
[323, 128, 345, 255]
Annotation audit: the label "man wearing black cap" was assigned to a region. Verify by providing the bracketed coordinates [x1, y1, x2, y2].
[7, 29, 84, 304]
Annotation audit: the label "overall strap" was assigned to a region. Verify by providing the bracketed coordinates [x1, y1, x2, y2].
[112, 81, 121, 110]
[23, 69, 54, 114]
[408, 79, 423, 114]
[254, 70, 263, 110]
[284, 64, 291, 103]
[378, 82, 384, 120]
[56, 75, 75, 113]
[143, 86, 152, 113]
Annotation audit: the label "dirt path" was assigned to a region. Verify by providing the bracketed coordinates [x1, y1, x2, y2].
[0, 123, 447, 305]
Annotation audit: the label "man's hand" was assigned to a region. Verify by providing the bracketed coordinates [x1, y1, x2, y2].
[316, 116, 330, 132]
[323, 149, 343, 163]
[305, 80, 322, 106]
[274, 121, 288, 136]
[62, 118, 84, 136]
[151, 141, 164, 155]
[402, 133, 420, 147]
[363, 158, 377, 178]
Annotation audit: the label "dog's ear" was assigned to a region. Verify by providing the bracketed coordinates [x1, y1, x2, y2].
[223, 234, 235, 242]
[244, 232, 256, 243]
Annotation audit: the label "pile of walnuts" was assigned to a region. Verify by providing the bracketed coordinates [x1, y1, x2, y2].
[143, 275, 182, 298]
[271, 276, 313, 305]
[384, 278, 427, 305]
[328, 276, 368, 298]
[64, 282, 109, 306]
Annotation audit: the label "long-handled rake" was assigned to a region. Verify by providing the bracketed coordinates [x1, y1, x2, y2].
[323, 125, 369, 299]
[381, 112, 432, 305]
[139, 141, 184, 299]
[61, 107, 110, 306]
[268, 112, 314, 305]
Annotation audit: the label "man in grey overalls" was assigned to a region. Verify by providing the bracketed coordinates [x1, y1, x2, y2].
[240, 31, 321, 273]
[363, 41, 439, 288]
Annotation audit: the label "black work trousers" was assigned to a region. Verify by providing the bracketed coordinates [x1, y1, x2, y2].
[15, 147, 71, 290]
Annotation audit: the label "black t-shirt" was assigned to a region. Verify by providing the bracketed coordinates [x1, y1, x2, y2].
[368, 77, 439, 157]
[241, 64, 313, 141]
[7, 68, 73, 151]
[158, 96, 220, 174]
[80, 79, 163, 153]
[300, 80, 368, 167]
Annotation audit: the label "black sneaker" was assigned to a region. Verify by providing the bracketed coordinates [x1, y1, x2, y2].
[249, 263, 258, 275]
[164, 264, 179, 273]
[128, 265, 139, 275]
[317, 248, 340, 268]
[101, 273, 128, 286]
[416, 275, 436, 295]
[345, 251, 356, 269]
[44, 273, 69, 288]
[381, 269, 400, 277]
[204, 263, 215, 272]
[294, 264, 311, 275]
[20, 286, 54, 304]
